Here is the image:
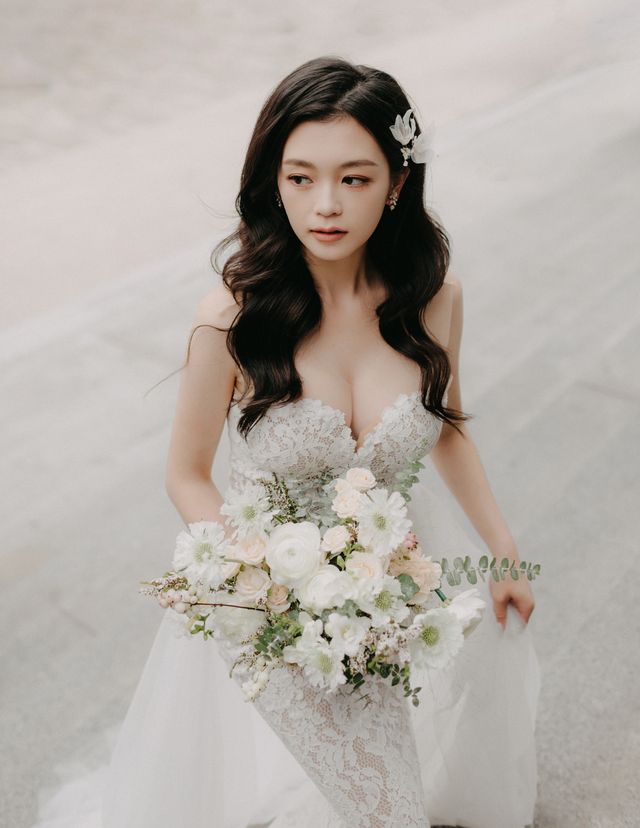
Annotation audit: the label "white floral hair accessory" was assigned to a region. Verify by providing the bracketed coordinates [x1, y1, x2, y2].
[389, 108, 435, 167]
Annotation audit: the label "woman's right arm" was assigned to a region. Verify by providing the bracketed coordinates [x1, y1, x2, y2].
[164, 282, 240, 526]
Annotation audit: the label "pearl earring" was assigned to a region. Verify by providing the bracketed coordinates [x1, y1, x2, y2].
[387, 192, 399, 211]
[275, 191, 282, 208]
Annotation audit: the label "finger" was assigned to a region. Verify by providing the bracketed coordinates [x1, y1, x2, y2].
[514, 599, 535, 625]
[493, 597, 508, 629]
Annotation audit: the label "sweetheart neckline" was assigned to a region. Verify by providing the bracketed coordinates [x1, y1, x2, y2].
[229, 388, 440, 454]
[292, 390, 422, 452]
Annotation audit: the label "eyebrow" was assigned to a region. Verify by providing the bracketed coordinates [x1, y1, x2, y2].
[282, 158, 379, 169]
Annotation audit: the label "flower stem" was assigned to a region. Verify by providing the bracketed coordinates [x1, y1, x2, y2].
[193, 602, 266, 612]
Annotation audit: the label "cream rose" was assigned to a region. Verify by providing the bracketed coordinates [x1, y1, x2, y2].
[331, 486, 364, 519]
[232, 535, 267, 565]
[321, 524, 351, 554]
[389, 551, 442, 604]
[345, 551, 386, 600]
[266, 582, 291, 614]
[265, 521, 324, 589]
[345, 467, 376, 492]
[234, 566, 271, 604]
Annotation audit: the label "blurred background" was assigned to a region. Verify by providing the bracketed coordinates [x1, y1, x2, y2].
[2, 1, 639, 826]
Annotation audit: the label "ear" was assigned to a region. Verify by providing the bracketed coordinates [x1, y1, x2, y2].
[392, 167, 410, 194]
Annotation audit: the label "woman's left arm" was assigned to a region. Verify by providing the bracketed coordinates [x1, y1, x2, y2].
[430, 278, 535, 628]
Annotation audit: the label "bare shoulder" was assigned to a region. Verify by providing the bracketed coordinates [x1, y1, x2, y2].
[422, 273, 462, 349]
[193, 280, 242, 328]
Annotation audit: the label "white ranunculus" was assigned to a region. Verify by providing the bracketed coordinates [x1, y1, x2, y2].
[210, 604, 266, 645]
[345, 467, 376, 492]
[172, 521, 230, 589]
[324, 612, 370, 657]
[295, 565, 355, 614]
[447, 588, 486, 638]
[265, 521, 324, 589]
[356, 488, 412, 557]
[234, 566, 271, 605]
[409, 607, 464, 669]
[321, 524, 351, 555]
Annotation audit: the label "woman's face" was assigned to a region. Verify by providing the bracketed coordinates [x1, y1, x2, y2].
[277, 116, 407, 262]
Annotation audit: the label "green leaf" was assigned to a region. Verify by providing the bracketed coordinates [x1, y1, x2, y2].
[479, 555, 489, 572]
[465, 569, 478, 585]
[397, 573, 420, 600]
[440, 558, 450, 573]
[490, 568, 500, 582]
[500, 557, 510, 571]
[453, 556, 464, 572]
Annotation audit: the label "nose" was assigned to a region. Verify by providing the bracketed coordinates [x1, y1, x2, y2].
[315, 183, 342, 216]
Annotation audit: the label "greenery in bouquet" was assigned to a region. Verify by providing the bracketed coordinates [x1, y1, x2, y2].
[140, 468, 542, 707]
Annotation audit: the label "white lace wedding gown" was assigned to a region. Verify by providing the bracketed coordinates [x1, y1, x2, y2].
[32, 389, 541, 828]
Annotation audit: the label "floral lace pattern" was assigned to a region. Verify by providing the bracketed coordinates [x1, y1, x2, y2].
[225, 388, 447, 511]
[219, 388, 450, 826]
[220, 646, 428, 827]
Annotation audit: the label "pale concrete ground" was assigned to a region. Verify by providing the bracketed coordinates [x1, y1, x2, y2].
[1, 1, 639, 826]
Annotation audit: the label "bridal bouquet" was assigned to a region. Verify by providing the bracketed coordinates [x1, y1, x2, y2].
[140, 468, 542, 706]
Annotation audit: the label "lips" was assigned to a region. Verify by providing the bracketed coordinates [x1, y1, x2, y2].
[311, 229, 348, 242]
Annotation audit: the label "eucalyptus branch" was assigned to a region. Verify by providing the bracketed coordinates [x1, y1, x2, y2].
[439, 555, 542, 587]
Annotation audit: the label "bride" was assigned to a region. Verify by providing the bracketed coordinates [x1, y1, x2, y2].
[35, 56, 540, 828]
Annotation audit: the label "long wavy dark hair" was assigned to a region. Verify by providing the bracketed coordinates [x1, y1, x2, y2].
[188, 55, 472, 438]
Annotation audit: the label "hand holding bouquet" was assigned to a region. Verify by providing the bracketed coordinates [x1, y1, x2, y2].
[140, 468, 542, 706]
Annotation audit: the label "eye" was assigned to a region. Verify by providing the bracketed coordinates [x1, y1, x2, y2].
[287, 175, 370, 187]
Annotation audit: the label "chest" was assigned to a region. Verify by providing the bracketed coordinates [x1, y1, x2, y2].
[293, 294, 450, 443]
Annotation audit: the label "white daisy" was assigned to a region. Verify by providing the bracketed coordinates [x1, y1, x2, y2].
[357, 574, 410, 628]
[408, 607, 465, 670]
[356, 487, 412, 557]
[220, 482, 277, 539]
[282, 617, 346, 692]
[172, 521, 230, 589]
[324, 612, 371, 658]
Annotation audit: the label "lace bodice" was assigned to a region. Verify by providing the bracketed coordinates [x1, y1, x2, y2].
[220, 386, 449, 826]
[225, 385, 449, 523]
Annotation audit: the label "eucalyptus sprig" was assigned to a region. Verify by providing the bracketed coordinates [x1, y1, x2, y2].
[439, 555, 542, 587]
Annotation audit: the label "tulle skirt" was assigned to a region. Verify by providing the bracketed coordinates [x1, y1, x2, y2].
[31, 479, 541, 828]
